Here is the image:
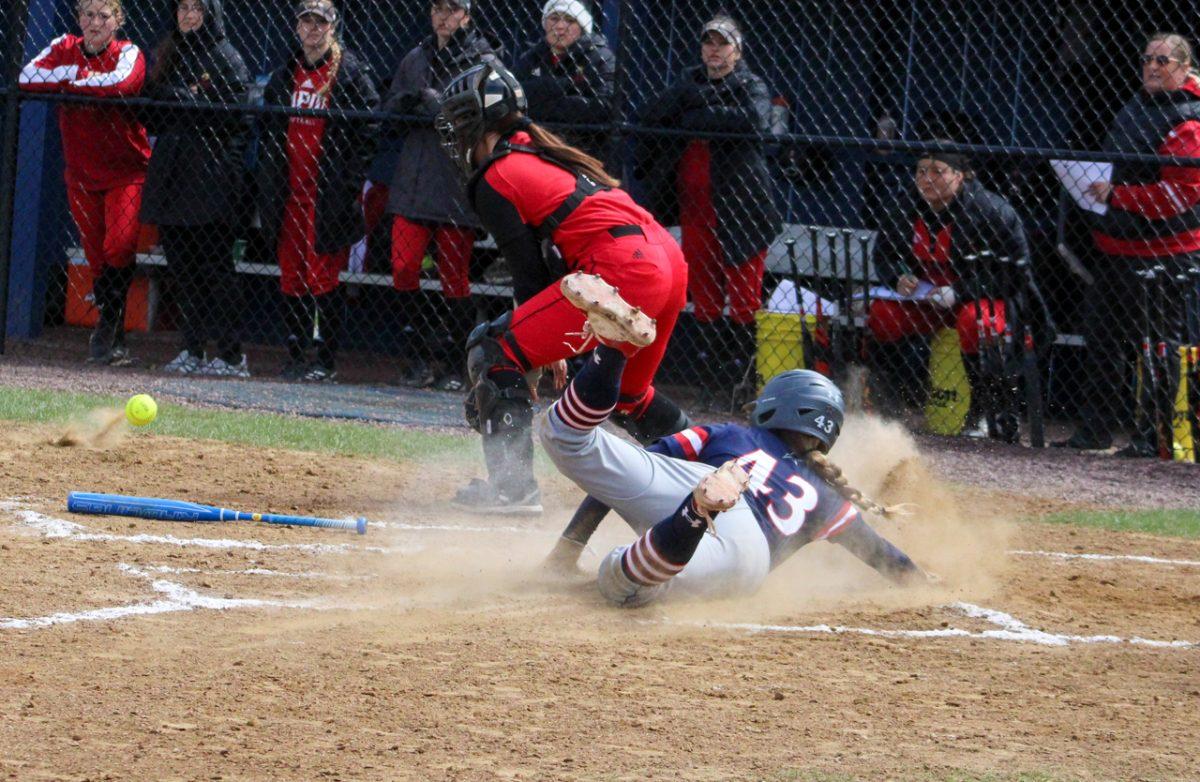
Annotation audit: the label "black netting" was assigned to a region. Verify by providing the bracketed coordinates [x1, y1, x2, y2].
[2, 0, 1200, 458]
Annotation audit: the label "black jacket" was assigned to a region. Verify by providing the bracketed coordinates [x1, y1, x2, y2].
[139, 0, 250, 227]
[874, 178, 1030, 303]
[1097, 83, 1200, 243]
[257, 46, 379, 255]
[634, 62, 782, 266]
[512, 33, 616, 161]
[381, 26, 499, 226]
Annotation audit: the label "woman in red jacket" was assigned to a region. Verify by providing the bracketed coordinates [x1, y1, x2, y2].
[20, 0, 150, 366]
[437, 61, 691, 514]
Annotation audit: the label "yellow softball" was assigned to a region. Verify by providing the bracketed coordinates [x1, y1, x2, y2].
[125, 394, 158, 427]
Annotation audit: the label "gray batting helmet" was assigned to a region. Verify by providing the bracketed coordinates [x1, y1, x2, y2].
[749, 370, 844, 451]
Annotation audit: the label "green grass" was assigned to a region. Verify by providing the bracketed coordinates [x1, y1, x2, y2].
[0, 385, 470, 463]
[1037, 508, 1200, 539]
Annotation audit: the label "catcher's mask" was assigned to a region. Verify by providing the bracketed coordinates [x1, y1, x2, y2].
[436, 61, 527, 178]
[749, 369, 845, 452]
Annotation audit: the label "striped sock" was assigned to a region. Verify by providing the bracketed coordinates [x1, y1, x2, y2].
[551, 345, 626, 431]
[620, 496, 708, 587]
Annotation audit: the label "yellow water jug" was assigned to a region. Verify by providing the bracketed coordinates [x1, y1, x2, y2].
[755, 311, 819, 391]
[925, 327, 972, 435]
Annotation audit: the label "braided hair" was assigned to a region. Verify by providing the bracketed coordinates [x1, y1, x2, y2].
[803, 450, 906, 519]
[316, 38, 342, 98]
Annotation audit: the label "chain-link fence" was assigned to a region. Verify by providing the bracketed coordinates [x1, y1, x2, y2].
[2, 0, 1200, 458]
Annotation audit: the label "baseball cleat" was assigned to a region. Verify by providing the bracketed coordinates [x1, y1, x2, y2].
[451, 479, 543, 516]
[560, 272, 656, 348]
[691, 460, 750, 531]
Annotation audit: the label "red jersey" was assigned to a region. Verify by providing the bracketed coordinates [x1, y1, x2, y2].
[911, 218, 957, 286]
[481, 131, 655, 261]
[19, 34, 150, 191]
[285, 58, 334, 201]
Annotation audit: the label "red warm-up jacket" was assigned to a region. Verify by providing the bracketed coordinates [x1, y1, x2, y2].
[1094, 80, 1200, 258]
[19, 34, 150, 191]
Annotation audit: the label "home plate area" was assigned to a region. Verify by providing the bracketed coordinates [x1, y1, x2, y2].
[3, 497, 1195, 650]
[3, 490, 1200, 781]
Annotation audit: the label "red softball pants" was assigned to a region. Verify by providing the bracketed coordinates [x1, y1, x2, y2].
[67, 181, 142, 278]
[390, 215, 474, 300]
[868, 297, 1007, 355]
[277, 195, 346, 297]
[502, 222, 688, 413]
[677, 140, 765, 325]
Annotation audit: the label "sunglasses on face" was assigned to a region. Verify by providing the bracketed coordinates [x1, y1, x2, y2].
[1141, 54, 1179, 67]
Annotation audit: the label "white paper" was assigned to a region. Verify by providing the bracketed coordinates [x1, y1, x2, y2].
[1051, 159, 1112, 215]
[764, 279, 839, 316]
[858, 280, 935, 302]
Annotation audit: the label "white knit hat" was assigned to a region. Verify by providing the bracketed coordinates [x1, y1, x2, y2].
[542, 0, 593, 35]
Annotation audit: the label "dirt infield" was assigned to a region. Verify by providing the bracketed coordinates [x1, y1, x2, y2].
[2, 411, 1199, 781]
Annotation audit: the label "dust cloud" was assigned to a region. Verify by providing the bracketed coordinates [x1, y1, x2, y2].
[52, 407, 129, 449]
[346, 412, 1012, 632]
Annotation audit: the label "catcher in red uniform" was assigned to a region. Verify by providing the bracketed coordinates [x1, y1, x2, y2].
[436, 61, 691, 515]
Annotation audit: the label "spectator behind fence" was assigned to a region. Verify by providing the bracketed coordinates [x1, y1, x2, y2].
[382, 0, 496, 392]
[256, 0, 379, 383]
[1054, 33, 1200, 456]
[140, 0, 251, 377]
[868, 148, 1028, 443]
[634, 15, 781, 404]
[513, 0, 616, 162]
[19, 0, 150, 367]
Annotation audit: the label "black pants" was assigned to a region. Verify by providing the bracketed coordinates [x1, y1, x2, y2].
[1074, 251, 1196, 436]
[160, 223, 243, 362]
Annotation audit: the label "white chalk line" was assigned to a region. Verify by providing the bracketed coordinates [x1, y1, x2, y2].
[1009, 550, 1200, 567]
[138, 564, 375, 581]
[371, 520, 542, 533]
[1, 502, 409, 554]
[675, 602, 1196, 649]
[0, 564, 316, 630]
[3, 499, 1196, 646]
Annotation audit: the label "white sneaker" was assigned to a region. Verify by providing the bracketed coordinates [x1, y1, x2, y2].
[961, 417, 989, 439]
[201, 355, 251, 378]
[164, 350, 204, 375]
[560, 272, 656, 347]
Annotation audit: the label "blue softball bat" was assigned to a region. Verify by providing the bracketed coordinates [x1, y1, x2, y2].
[67, 492, 367, 535]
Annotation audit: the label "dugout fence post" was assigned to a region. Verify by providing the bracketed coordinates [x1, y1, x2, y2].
[605, 0, 629, 177]
[0, 0, 32, 354]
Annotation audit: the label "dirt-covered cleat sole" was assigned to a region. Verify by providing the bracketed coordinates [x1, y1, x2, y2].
[692, 460, 750, 531]
[560, 272, 656, 348]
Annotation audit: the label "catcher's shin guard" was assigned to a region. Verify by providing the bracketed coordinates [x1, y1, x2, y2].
[612, 389, 693, 445]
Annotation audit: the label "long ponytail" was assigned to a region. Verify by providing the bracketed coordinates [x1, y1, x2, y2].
[804, 450, 907, 519]
[316, 38, 343, 98]
[523, 121, 620, 188]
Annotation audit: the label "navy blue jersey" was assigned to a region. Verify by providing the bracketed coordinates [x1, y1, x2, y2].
[655, 423, 859, 568]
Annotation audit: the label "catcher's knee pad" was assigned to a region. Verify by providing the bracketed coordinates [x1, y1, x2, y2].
[466, 311, 522, 385]
[597, 547, 668, 608]
[471, 373, 534, 437]
[612, 391, 693, 446]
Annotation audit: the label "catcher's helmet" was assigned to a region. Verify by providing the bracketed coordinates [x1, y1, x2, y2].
[436, 60, 527, 177]
[748, 370, 844, 452]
